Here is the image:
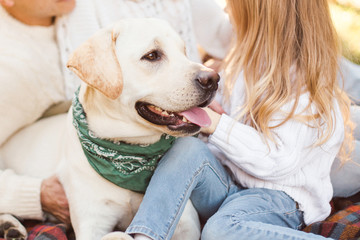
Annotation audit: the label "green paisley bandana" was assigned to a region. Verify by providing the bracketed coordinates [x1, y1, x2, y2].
[72, 89, 176, 193]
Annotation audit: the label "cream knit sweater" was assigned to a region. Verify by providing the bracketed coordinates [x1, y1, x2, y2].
[0, 6, 66, 219]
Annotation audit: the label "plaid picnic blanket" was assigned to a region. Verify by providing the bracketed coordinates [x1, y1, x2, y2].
[27, 223, 68, 240]
[0, 221, 69, 240]
[303, 202, 360, 239]
[2, 202, 360, 240]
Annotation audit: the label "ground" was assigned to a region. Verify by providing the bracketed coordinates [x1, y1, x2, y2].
[331, 0, 360, 64]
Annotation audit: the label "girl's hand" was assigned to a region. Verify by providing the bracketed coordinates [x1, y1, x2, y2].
[208, 100, 225, 115]
[201, 107, 221, 135]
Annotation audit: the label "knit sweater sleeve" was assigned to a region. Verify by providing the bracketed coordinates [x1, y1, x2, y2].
[208, 98, 344, 181]
[189, 0, 233, 59]
[0, 169, 44, 220]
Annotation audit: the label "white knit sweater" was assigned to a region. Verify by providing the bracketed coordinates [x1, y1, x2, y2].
[56, 0, 232, 99]
[208, 75, 344, 225]
[0, 6, 66, 219]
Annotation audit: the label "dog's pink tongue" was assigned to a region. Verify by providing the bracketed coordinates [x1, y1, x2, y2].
[179, 108, 211, 127]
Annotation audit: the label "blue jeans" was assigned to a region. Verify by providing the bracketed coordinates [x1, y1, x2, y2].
[126, 137, 331, 240]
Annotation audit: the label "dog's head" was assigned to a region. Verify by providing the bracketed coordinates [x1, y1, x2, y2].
[67, 18, 219, 144]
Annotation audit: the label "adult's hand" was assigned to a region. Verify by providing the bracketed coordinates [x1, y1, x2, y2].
[40, 175, 70, 224]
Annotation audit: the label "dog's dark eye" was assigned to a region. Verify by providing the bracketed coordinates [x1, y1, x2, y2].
[141, 50, 162, 62]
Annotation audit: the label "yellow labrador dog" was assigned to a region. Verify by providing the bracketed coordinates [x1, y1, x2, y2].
[1, 18, 219, 240]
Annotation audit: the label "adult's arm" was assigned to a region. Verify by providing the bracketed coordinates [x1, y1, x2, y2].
[0, 169, 43, 220]
[0, 169, 70, 223]
[206, 96, 344, 181]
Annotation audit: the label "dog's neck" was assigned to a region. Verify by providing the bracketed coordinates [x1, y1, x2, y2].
[78, 86, 164, 145]
[82, 109, 164, 145]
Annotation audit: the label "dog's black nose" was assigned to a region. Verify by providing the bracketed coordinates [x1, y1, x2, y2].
[195, 69, 220, 91]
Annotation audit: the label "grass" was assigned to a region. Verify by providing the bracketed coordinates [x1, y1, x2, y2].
[330, 2, 360, 64]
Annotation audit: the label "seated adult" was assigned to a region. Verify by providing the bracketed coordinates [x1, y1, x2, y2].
[0, 0, 75, 224]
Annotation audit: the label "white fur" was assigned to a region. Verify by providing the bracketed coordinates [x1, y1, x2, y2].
[0, 214, 27, 239]
[0, 18, 219, 240]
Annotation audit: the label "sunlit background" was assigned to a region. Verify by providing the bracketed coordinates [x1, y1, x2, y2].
[215, 0, 360, 65]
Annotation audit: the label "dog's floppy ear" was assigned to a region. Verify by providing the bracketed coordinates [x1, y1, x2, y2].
[67, 27, 123, 100]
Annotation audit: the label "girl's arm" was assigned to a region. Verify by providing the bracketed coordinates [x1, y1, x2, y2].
[203, 99, 344, 181]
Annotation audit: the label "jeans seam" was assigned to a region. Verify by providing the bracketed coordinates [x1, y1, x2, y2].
[126, 226, 161, 240]
[163, 160, 230, 240]
[231, 208, 299, 224]
[231, 209, 302, 232]
[284, 209, 297, 215]
[235, 220, 312, 238]
[232, 209, 296, 218]
[204, 162, 230, 190]
[230, 194, 298, 216]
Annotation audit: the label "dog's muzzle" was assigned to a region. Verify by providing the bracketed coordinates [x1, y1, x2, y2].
[194, 69, 220, 107]
[195, 69, 220, 92]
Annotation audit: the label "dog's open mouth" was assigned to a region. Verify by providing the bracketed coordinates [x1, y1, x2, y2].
[135, 102, 211, 133]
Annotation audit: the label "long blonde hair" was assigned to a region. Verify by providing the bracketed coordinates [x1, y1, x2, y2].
[224, 0, 353, 162]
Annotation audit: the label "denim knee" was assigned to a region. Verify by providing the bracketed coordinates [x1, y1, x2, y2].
[161, 137, 214, 168]
[201, 189, 305, 240]
[201, 211, 231, 240]
[175, 136, 210, 155]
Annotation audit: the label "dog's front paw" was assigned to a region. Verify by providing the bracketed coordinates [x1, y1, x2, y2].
[0, 214, 27, 240]
[101, 231, 134, 240]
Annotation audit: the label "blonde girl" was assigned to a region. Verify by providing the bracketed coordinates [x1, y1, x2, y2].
[111, 0, 353, 239]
